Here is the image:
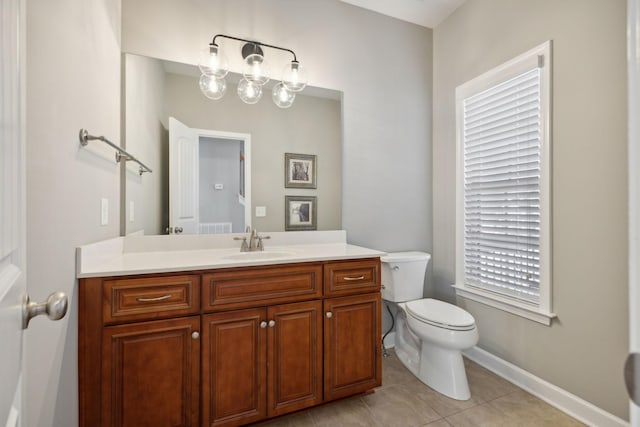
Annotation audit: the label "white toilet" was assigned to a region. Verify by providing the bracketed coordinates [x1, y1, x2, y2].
[381, 251, 478, 400]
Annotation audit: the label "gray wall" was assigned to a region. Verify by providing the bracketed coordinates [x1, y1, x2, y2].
[433, 0, 628, 419]
[124, 54, 167, 235]
[121, 0, 434, 257]
[25, 0, 122, 426]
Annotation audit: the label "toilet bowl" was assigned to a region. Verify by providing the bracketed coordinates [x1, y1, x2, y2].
[381, 252, 479, 400]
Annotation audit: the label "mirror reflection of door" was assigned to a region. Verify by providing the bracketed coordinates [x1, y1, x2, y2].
[168, 117, 251, 234]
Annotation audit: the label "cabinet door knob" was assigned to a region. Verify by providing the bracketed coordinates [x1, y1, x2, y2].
[268, 320, 276, 327]
[192, 331, 200, 339]
[260, 321, 267, 329]
[326, 311, 333, 319]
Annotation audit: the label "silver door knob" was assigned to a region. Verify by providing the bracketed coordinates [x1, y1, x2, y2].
[192, 331, 200, 339]
[625, 353, 640, 405]
[174, 227, 183, 234]
[268, 320, 275, 327]
[326, 312, 333, 318]
[22, 291, 68, 329]
[260, 321, 267, 329]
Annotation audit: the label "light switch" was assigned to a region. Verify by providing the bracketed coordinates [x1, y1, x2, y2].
[256, 206, 266, 217]
[101, 198, 109, 226]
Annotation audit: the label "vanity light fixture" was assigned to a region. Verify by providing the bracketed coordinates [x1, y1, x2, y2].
[198, 34, 308, 108]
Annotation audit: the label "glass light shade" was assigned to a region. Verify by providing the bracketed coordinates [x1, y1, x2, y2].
[199, 74, 227, 100]
[272, 82, 295, 108]
[237, 78, 263, 104]
[282, 61, 307, 92]
[198, 45, 229, 78]
[242, 53, 270, 85]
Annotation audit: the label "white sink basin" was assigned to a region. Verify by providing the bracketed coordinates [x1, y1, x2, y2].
[222, 251, 297, 261]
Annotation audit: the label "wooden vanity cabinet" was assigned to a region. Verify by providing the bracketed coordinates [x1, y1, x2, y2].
[323, 293, 382, 401]
[201, 300, 323, 426]
[79, 258, 380, 427]
[322, 260, 382, 400]
[102, 316, 201, 427]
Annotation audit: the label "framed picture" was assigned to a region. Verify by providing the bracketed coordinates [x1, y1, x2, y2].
[285, 153, 317, 189]
[285, 196, 317, 231]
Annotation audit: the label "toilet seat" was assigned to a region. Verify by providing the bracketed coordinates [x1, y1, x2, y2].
[406, 298, 476, 331]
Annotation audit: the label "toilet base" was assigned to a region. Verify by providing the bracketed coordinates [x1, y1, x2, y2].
[417, 342, 471, 400]
[393, 306, 474, 401]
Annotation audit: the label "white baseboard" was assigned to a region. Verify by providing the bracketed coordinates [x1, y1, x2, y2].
[464, 346, 629, 427]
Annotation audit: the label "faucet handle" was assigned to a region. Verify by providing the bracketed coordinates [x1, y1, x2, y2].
[233, 236, 249, 252]
[256, 235, 270, 251]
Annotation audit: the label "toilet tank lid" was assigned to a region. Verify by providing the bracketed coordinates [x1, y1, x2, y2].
[380, 251, 431, 263]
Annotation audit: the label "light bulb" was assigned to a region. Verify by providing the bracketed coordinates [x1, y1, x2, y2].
[199, 74, 227, 100]
[242, 53, 270, 86]
[237, 78, 263, 104]
[272, 82, 295, 108]
[198, 45, 229, 78]
[282, 61, 307, 92]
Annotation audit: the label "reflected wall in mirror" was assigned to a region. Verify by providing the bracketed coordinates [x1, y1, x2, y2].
[123, 53, 343, 235]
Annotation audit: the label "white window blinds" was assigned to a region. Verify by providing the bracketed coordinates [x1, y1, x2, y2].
[462, 67, 542, 304]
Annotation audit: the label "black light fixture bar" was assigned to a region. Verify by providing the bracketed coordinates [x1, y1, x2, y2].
[211, 34, 298, 62]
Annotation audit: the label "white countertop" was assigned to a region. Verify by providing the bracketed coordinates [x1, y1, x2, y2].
[77, 231, 385, 278]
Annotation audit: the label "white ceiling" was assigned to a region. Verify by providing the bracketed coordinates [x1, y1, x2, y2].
[340, 0, 466, 28]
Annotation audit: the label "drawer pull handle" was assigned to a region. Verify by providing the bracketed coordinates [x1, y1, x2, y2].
[326, 312, 333, 319]
[136, 294, 171, 303]
[260, 321, 268, 329]
[268, 320, 276, 328]
[192, 331, 200, 339]
[343, 275, 365, 281]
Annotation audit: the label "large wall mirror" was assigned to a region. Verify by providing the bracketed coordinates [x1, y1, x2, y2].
[122, 53, 343, 236]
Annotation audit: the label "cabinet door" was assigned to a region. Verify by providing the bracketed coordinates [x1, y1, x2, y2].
[101, 316, 200, 427]
[268, 300, 323, 417]
[202, 308, 267, 426]
[324, 293, 382, 401]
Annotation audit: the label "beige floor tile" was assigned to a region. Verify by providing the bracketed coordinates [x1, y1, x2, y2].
[362, 384, 442, 426]
[379, 352, 416, 389]
[445, 403, 515, 427]
[252, 410, 314, 427]
[465, 358, 518, 401]
[422, 420, 453, 427]
[401, 377, 483, 418]
[251, 350, 584, 427]
[309, 396, 382, 427]
[488, 390, 586, 426]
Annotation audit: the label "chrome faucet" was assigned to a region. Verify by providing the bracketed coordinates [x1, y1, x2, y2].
[233, 227, 270, 252]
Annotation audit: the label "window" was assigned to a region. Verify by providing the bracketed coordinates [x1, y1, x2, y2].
[454, 41, 554, 325]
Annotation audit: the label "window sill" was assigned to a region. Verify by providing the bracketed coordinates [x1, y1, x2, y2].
[452, 285, 556, 326]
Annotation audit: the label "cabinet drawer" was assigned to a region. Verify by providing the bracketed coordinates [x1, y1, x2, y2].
[202, 264, 322, 311]
[103, 275, 200, 323]
[324, 259, 380, 297]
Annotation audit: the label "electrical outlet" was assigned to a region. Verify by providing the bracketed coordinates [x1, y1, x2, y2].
[101, 198, 109, 226]
[256, 206, 266, 217]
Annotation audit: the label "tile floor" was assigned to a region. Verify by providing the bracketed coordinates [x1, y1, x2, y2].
[255, 350, 585, 427]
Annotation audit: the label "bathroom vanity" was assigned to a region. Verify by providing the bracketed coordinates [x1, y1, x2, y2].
[77, 231, 383, 426]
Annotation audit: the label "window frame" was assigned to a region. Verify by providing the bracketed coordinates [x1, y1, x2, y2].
[454, 41, 555, 325]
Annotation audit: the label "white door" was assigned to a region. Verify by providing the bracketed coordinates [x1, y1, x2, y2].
[1, 0, 27, 424]
[1, 2, 68, 426]
[628, 0, 640, 423]
[169, 117, 199, 234]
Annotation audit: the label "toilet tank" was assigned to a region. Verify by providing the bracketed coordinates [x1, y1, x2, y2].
[380, 251, 431, 302]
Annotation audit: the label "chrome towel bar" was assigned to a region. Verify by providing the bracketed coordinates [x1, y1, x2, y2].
[79, 128, 152, 175]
